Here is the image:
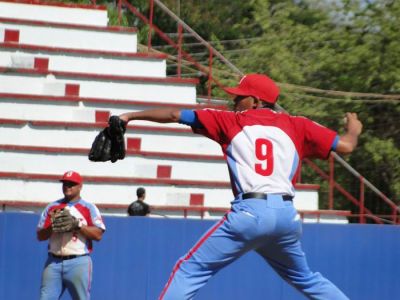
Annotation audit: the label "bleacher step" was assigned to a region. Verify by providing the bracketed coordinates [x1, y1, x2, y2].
[0, 0, 108, 26]
[0, 42, 167, 78]
[0, 17, 138, 53]
[0, 68, 198, 104]
[0, 118, 222, 155]
[0, 148, 230, 182]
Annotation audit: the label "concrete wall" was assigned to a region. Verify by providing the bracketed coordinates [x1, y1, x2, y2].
[0, 212, 398, 300]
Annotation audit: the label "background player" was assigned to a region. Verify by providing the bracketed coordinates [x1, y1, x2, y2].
[37, 171, 106, 300]
[119, 73, 362, 299]
[127, 187, 151, 216]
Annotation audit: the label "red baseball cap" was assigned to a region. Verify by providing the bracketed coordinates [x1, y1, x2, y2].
[60, 171, 83, 184]
[223, 74, 280, 104]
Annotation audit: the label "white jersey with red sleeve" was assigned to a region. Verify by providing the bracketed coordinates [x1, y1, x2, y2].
[37, 199, 106, 255]
[193, 108, 337, 196]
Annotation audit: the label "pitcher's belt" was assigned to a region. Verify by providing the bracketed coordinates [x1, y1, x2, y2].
[49, 253, 88, 260]
[242, 192, 293, 201]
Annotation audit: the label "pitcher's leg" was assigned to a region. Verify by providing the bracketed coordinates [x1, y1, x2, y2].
[159, 211, 257, 300]
[257, 237, 348, 300]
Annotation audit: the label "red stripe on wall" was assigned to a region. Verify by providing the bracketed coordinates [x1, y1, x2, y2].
[127, 138, 142, 151]
[4, 29, 19, 43]
[95, 110, 110, 123]
[157, 165, 172, 179]
[190, 194, 204, 206]
[34, 57, 49, 71]
[65, 84, 80, 97]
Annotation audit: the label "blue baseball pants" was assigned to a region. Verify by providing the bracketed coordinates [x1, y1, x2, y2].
[39, 254, 92, 300]
[159, 194, 348, 299]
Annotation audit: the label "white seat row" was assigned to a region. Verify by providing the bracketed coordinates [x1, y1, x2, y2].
[0, 100, 192, 128]
[0, 101, 94, 122]
[0, 120, 222, 155]
[0, 0, 109, 26]
[0, 92, 225, 127]
[0, 173, 319, 211]
[0, 19, 138, 53]
[0, 175, 234, 208]
[0, 71, 198, 104]
[0, 46, 167, 78]
[0, 148, 230, 182]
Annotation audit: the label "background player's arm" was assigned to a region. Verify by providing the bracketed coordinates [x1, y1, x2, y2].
[78, 225, 103, 241]
[37, 224, 103, 241]
[37, 226, 53, 241]
[335, 112, 363, 154]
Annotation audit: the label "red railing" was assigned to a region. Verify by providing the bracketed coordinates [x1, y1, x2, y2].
[116, 0, 243, 102]
[303, 155, 399, 224]
[1, 200, 396, 223]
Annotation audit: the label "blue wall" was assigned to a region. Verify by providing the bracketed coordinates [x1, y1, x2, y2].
[0, 212, 399, 300]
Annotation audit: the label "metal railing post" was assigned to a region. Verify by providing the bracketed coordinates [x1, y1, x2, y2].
[392, 207, 398, 224]
[153, 0, 243, 76]
[177, 23, 183, 78]
[207, 47, 213, 102]
[359, 176, 365, 223]
[296, 160, 302, 183]
[117, 0, 122, 26]
[147, 0, 154, 51]
[333, 154, 399, 220]
[328, 154, 334, 209]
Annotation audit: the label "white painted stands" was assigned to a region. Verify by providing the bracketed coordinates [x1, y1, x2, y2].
[0, 0, 347, 222]
[0, 43, 168, 77]
[0, 0, 109, 26]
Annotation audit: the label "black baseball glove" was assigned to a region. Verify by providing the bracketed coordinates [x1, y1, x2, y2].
[51, 209, 80, 233]
[88, 115, 127, 163]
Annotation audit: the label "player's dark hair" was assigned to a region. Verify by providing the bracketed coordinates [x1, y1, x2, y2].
[261, 102, 276, 110]
[259, 94, 279, 110]
[136, 187, 146, 198]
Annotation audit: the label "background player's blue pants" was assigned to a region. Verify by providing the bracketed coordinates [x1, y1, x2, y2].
[159, 195, 348, 300]
[39, 254, 92, 300]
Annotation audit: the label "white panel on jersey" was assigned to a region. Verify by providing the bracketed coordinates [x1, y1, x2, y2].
[228, 125, 298, 195]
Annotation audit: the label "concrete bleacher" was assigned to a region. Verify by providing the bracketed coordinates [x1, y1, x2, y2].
[0, 0, 109, 26]
[0, 16, 137, 52]
[0, 68, 198, 103]
[0, 0, 348, 223]
[0, 43, 168, 77]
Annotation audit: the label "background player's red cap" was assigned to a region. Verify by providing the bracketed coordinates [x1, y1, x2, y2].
[60, 171, 83, 184]
[223, 73, 280, 104]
